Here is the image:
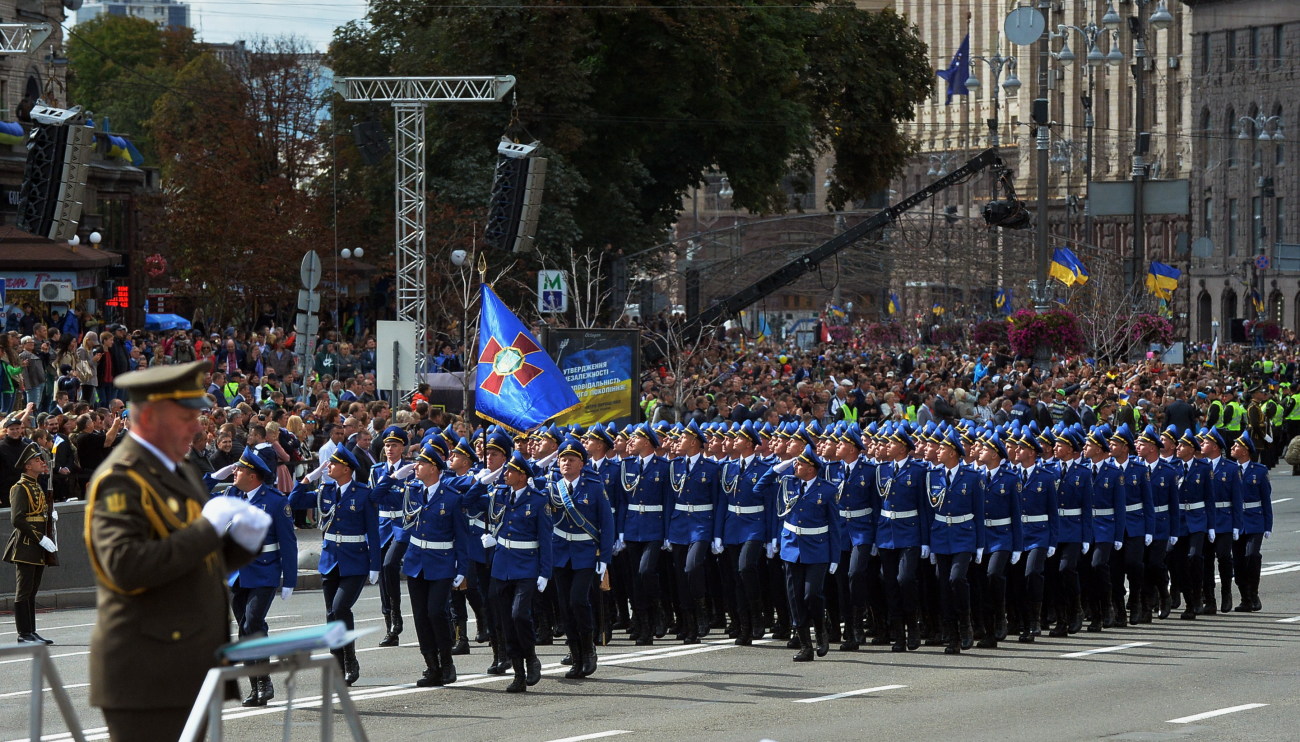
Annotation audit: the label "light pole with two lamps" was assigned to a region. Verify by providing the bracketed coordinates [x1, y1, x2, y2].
[962, 54, 1019, 302]
[335, 246, 364, 336]
[1237, 113, 1284, 319]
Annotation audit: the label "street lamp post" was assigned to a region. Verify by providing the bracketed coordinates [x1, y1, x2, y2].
[1054, 20, 1121, 251]
[337, 247, 364, 337]
[964, 53, 1019, 303]
[450, 248, 472, 415]
[1237, 113, 1284, 319]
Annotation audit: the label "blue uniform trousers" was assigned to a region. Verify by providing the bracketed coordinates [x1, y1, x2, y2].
[491, 577, 537, 661]
[409, 576, 454, 658]
[232, 585, 276, 639]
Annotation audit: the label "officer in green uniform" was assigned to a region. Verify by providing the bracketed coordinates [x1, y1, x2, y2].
[5, 440, 56, 644]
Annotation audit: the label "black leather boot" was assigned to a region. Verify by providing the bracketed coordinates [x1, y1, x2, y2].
[526, 654, 542, 686]
[344, 644, 360, 686]
[564, 638, 584, 679]
[815, 616, 830, 657]
[1157, 583, 1171, 619]
[839, 608, 862, 652]
[242, 670, 262, 707]
[890, 619, 907, 652]
[486, 642, 508, 675]
[453, 619, 471, 655]
[439, 648, 457, 685]
[379, 613, 399, 647]
[695, 598, 711, 639]
[260, 675, 275, 704]
[792, 626, 814, 662]
[944, 620, 961, 655]
[581, 632, 598, 677]
[959, 615, 974, 650]
[635, 611, 654, 646]
[505, 658, 526, 693]
[416, 652, 441, 687]
[906, 615, 921, 651]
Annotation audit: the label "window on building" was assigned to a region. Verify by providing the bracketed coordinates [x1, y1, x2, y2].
[1275, 25, 1285, 69]
[1203, 197, 1214, 237]
[1253, 195, 1263, 251]
[1197, 108, 1211, 169]
[1226, 108, 1237, 167]
[1277, 198, 1286, 245]
[1201, 33, 1211, 74]
[1226, 30, 1236, 71]
[1228, 198, 1239, 256]
[1250, 27, 1260, 70]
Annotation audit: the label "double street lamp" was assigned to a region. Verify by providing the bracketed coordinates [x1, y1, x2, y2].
[963, 52, 1020, 148]
[1237, 113, 1284, 319]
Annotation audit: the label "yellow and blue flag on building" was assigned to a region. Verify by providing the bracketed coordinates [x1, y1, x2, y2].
[1048, 247, 1089, 287]
[828, 304, 847, 319]
[475, 283, 580, 433]
[994, 288, 1013, 315]
[1145, 261, 1181, 300]
[0, 121, 24, 146]
[887, 293, 901, 315]
[1250, 289, 1265, 314]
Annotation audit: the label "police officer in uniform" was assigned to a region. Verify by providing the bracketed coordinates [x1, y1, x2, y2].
[1136, 425, 1180, 621]
[1083, 426, 1123, 630]
[974, 429, 1021, 648]
[5, 441, 56, 644]
[289, 445, 381, 685]
[721, 420, 773, 646]
[618, 424, 672, 645]
[1010, 425, 1058, 642]
[1230, 431, 1272, 612]
[1199, 427, 1242, 614]
[1049, 427, 1093, 636]
[929, 429, 984, 654]
[86, 361, 270, 742]
[831, 424, 879, 651]
[666, 420, 723, 644]
[371, 426, 415, 647]
[875, 423, 932, 652]
[1172, 429, 1212, 618]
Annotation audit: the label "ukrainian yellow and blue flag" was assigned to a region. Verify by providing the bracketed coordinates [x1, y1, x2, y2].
[1048, 247, 1089, 287]
[475, 283, 580, 432]
[0, 121, 24, 146]
[1145, 261, 1181, 300]
[887, 293, 901, 315]
[994, 288, 1013, 315]
[828, 304, 847, 319]
[1250, 289, 1265, 314]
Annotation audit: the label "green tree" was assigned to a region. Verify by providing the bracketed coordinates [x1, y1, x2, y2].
[327, 0, 933, 263]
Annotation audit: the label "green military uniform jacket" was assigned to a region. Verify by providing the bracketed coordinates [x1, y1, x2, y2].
[85, 436, 255, 710]
[3, 475, 48, 566]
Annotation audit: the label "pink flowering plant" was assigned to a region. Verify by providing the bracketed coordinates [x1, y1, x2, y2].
[1127, 313, 1174, 346]
[1007, 308, 1086, 357]
[971, 319, 1009, 346]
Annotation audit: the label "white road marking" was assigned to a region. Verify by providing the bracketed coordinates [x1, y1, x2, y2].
[1060, 641, 1151, 658]
[1167, 703, 1268, 724]
[542, 731, 633, 742]
[794, 684, 907, 703]
[0, 683, 89, 700]
[1276, 616, 1300, 623]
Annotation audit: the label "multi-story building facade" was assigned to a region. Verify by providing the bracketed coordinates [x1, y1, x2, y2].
[76, 0, 190, 31]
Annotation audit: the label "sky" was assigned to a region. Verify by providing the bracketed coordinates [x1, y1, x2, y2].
[75, 0, 371, 51]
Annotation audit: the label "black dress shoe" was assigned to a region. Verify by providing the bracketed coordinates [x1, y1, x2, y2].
[28, 632, 53, 645]
[242, 682, 263, 707]
[378, 632, 400, 647]
[16, 633, 40, 644]
[525, 655, 542, 686]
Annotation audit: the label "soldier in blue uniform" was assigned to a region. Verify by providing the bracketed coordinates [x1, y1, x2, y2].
[1009, 426, 1058, 643]
[1049, 427, 1093, 636]
[219, 447, 297, 707]
[974, 429, 1021, 648]
[1199, 427, 1242, 615]
[875, 424, 932, 652]
[371, 426, 415, 647]
[548, 437, 615, 678]
[1108, 424, 1154, 627]
[1136, 425, 1181, 621]
[583, 423, 629, 641]
[756, 444, 841, 661]
[481, 451, 554, 693]
[667, 420, 723, 644]
[618, 424, 672, 645]
[1082, 426, 1123, 631]
[720, 420, 774, 646]
[1230, 431, 1272, 612]
[929, 429, 984, 654]
[401, 443, 470, 687]
[288, 445, 381, 686]
[450, 431, 508, 672]
[831, 424, 879, 651]
[443, 436, 488, 653]
[1172, 429, 1213, 618]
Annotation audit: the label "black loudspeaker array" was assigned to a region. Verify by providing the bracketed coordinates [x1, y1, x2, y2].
[485, 139, 547, 253]
[17, 106, 91, 241]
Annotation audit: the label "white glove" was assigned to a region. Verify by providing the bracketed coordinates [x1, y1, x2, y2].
[368, 570, 379, 585]
[920, 545, 930, 559]
[928, 553, 937, 565]
[452, 574, 465, 588]
[536, 450, 559, 468]
[280, 587, 293, 601]
[870, 545, 878, 557]
[662, 539, 671, 552]
[394, 462, 416, 479]
[711, 537, 723, 555]
[765, 539, 777, 559]
[306, 461, 329, 483]
[1168, 536, 1178, 547]
[613, 536, 626, 555]
[1233, 528, 1240, 541]
[481, 533, 498, 549]
[38, 535, 56, 552]
[595, 562, 607, 577]
[229, 505, 272, 553]
[212, 463, 238, 480]
[773, 458, 795, 472]
[829, 562, 839, 574]
[50, 508, 58, 522]
[536, 576, 548, 592]
[1047, 546, 1056, 558]
[1010, 551, 1021, 565]
[200, 496, 241, 532]
[1082, 542, 1090, 555]
[1208, 529, 1216, 543]
[1144, 533, 1153, 547]
[975, 547, 984, 564]
[1113, 540, 1123, 551]
[475, 467, 502, 485]
[1264, 531, 1271, 539]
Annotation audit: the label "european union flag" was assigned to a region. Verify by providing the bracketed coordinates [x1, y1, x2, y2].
[994, 288, 1013, 315]
[475, 283, 580, 433]
[934, 33, 971, 105]
[887, 292, 901, 315]
[1145, 261, 1181, 300]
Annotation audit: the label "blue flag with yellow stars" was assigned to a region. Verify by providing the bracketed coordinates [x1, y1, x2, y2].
[475, 283, 580, 433]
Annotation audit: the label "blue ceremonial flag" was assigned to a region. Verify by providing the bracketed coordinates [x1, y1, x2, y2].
[994, 288, 1013, 315]
[935, 33, 971, 105]
[475, 283, 580, 433]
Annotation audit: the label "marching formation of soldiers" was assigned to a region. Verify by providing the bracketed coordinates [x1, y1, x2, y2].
[208, 409, 1275, 693]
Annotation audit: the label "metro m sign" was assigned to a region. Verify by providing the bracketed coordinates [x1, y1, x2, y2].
[538, 269, 567, 313]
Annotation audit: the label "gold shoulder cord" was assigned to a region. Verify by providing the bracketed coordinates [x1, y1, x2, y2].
[85, 468, 204, 596]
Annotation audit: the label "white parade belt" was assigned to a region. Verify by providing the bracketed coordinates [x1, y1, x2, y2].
[324, 533, 365, 543]
[497, 538, 539, 550]
[554, 529, 594, 541]
[783, 522, 829, 536]
[984, 517, 1011, 527]
[411, 537, 453, 550]
[728, 504, 764, 515]
[935, 513, 973, 525]
[881, 509, 918, 520]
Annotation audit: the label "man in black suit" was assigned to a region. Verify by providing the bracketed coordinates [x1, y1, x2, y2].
[1162, 388, 1200, 436]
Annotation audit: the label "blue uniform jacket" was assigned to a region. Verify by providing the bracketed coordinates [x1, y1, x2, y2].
[369, 460, 411, 547]
[442, 471, 490, 564]
[929, 463, 986, 555]
[484, 484, 554, 582]
[223, 485, 297, 590]
[767, 473, 842, 564]
[400, 478, 471, 581]
[1116, 457, 1155, 539]
[1176, 458, 1214, 536]
[1238, 461, 1273, 534]
[1056, 460, 1094, 545]
[1088, 460, 1125, 544]
[618, 456, 673, 542]
[874, 459, 932, 550]
[667, 456, 723, 545]
[1018, 463, 1059, 550]
[830, 458, 878, 549]
[1146, 458, 1182, 541]
[1207, 457, 1244, 533]
[548, 473, 616, 569]
[982, 466, 1023, 553]
[723, 456, 774, 545]
[288, 479, 382, 577]
[589, 458, 622, 530]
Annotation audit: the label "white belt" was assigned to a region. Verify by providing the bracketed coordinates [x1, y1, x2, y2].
[783, 522, 829, 536]
[935, 513, 974, 525]
[379, 510, 403, 519]
[728, 504, 764, 515]
[411, 537, 453, 550]
[882, 509, 918, 520]
[1153, 505, 1169, 513]
[1093, 508, 1115, 516]
[1244, 501, 1262, 510]
[841, 507, 874, 519]
[1214, 501, 1232, 509]
[1125, 503, 1144, 512]
[554, 528, 594, 541]
[1059, 508, 1082, 517]
[1022, 514, 1049, 523]
[261, 543, 280, 553]
[497, 538, 539, 550]
[324, 533, 365, 543]
[675, 503, 714, 513]
[984, 517, 1011, 527]
[1181, 501, 1205, 511]
[468, 517, 486, 530]
[629, 504, 664, 513]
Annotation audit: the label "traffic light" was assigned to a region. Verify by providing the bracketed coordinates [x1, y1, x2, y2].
[16, 104, 91, 241]
[484, 139, 547, 253]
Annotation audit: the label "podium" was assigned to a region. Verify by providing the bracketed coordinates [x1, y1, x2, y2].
[0, 642, 86, 742]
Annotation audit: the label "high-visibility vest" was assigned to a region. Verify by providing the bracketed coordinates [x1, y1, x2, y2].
[1263, 360, 1276, 374]
[1287, 393, 1300, 421]
[906, 404, 917, 423]
[1269, 399, 1286, 427]
[1208, 399, 1225, 426]
[841, 405, 859, 423]
[1222, 401, 1247, 432]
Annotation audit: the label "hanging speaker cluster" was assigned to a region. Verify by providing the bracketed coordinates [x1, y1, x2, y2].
[484, 138, 547, 253]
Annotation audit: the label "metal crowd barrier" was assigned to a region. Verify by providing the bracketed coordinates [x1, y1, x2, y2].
[0, 642, 86, 742]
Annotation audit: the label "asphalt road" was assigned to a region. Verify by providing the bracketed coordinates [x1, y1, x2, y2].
[5, 474, 1300, 742]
